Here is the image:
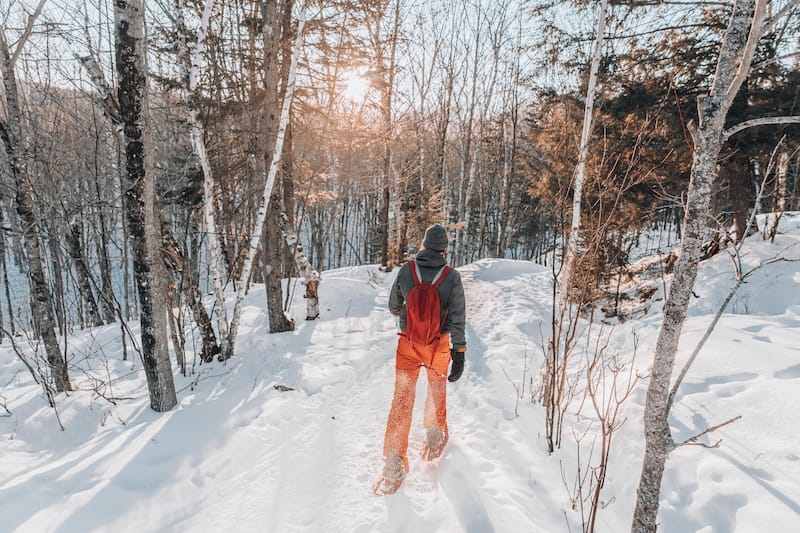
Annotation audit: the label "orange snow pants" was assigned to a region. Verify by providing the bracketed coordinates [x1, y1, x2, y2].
[383, 333, 451, 463]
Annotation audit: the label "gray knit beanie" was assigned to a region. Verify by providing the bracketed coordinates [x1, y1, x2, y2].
[422, 224, 449, 252]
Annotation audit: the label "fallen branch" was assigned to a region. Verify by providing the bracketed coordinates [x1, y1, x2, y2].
[675, 415, 742, 448]
[0, 394, 10, 416]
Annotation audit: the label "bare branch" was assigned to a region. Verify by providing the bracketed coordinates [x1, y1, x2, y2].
[9, 0, 47, 67]
[723, 116, 800, 141]
[76, 53, 122, 124]
[675, 415, 742, 448]
[686, 118, 698, 146]
[763, 0, 800, 34]
[722, 0, 767, 107]
[751, 51, 800, 71]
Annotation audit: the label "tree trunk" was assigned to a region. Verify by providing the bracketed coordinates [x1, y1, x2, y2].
[180, 0, 230, 350]
[543, 0, 607, 453]
[280, 213, 319, 320]
[47, 229, 68, 336]
[262, 0, 295, 334]
[632, 1, 766, 530]
[0, 29, 71, 392]
[0, 209, 15, 337]
[115, 0, 176, 411]
[369, 0, 400, 270]
[767, 150, 788, 240]
[727, 147, 754, 242]
[93, 163, 118, 324]
[223, 3, 306, 358]
[66, 221, 104, 327]
[162, 225, 220, 363]
[265, 190, 295, 332]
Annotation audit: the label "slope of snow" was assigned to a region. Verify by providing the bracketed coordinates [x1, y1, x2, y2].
[1, 215, 799, 532]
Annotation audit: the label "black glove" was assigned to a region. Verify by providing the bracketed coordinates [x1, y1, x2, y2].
[448, 348, 465, 382]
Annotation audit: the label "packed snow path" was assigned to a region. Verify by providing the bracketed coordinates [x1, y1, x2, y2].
[0, 260, 566, 533]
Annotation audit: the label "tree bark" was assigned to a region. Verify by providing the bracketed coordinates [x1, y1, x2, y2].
[280, 214, 319, 320]
[223, 2, 306, 358]
[263, 0, 296, 334]
[66, 221, 104, 327]
[367, 0, 400, 270]
[632, 1, 766, 530]
[115, 0, 176, 411]
[0, 29, 71, 392]
[767, 150, 789, 240]
[179, 0, 230, 355]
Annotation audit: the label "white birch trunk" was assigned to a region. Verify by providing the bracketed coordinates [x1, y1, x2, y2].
[223, 3, 307, 360]
[542, 0, 607, 453]
[557, 0, 607, 313]
[457, 47, 501, 264]
[631, 2, 767, 530]
[281, 214, 320, 320]
[180, 0, 230, 348]
[767, 150, 789, 239]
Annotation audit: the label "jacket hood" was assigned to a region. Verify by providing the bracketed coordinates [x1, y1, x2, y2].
[414, 248, 447, 269]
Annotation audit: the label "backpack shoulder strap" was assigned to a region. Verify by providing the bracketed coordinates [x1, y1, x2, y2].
[408, 260, 421, 286]
[431, 265, 451, 289]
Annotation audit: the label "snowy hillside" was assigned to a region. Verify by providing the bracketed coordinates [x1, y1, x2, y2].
[1, 215, 799, 533]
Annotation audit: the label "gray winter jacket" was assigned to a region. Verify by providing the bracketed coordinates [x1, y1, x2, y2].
[388, 248, 466, 350]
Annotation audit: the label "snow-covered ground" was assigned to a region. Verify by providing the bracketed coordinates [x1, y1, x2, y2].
[1, 215, 799, 533]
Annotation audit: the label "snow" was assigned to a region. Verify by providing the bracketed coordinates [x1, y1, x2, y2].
[1, 216, 799, 532]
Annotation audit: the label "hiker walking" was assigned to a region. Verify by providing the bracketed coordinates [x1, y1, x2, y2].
[374, 224, 466, 495]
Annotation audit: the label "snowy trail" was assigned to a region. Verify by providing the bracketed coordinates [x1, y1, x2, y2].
[158, 261, 561, 533]
[176, 261, 556, 533]
[0, 260, 569, 533]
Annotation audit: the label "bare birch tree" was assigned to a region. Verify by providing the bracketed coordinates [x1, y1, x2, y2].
[632, 1, 800, 530]
[543, 0, 608, 453]
[223, 2, 307, 360]
[0, 2, 72, 392]
[178, 0, 229, 355]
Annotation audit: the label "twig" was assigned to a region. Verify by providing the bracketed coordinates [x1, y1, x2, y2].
[675, 415, 742, 448]
[0, 326, 40, 385]
[0, 394, 10, 416]
[176, 369, 232, 393]
[0, 326, 65, 430]
[668, 244, 799, 409]
[9, 0, 47, 67]
[502, 367, 521, 417]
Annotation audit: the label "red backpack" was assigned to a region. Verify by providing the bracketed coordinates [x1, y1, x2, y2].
[404, 260, 451, 347]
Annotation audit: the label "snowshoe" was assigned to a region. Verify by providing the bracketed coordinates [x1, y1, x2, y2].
[373, 452, 408, 496]
[420, 427, 448, 461]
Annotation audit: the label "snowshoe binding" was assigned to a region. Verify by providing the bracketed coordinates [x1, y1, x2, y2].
[420, 427, 448, 461]
[373, 452, 408, 496]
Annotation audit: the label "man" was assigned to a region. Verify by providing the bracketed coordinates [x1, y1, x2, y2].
[374, 223, 467, 495]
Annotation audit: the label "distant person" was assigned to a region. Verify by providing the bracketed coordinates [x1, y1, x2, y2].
[374, 223, 466, 495]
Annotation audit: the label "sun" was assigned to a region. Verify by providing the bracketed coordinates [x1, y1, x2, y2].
[341, 70, 370, 103]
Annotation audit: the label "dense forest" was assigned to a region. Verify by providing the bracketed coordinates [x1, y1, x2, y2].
[1, 0, 798, 395]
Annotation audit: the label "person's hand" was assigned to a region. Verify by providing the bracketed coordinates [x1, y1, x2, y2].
[448, 348, 465, 382]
